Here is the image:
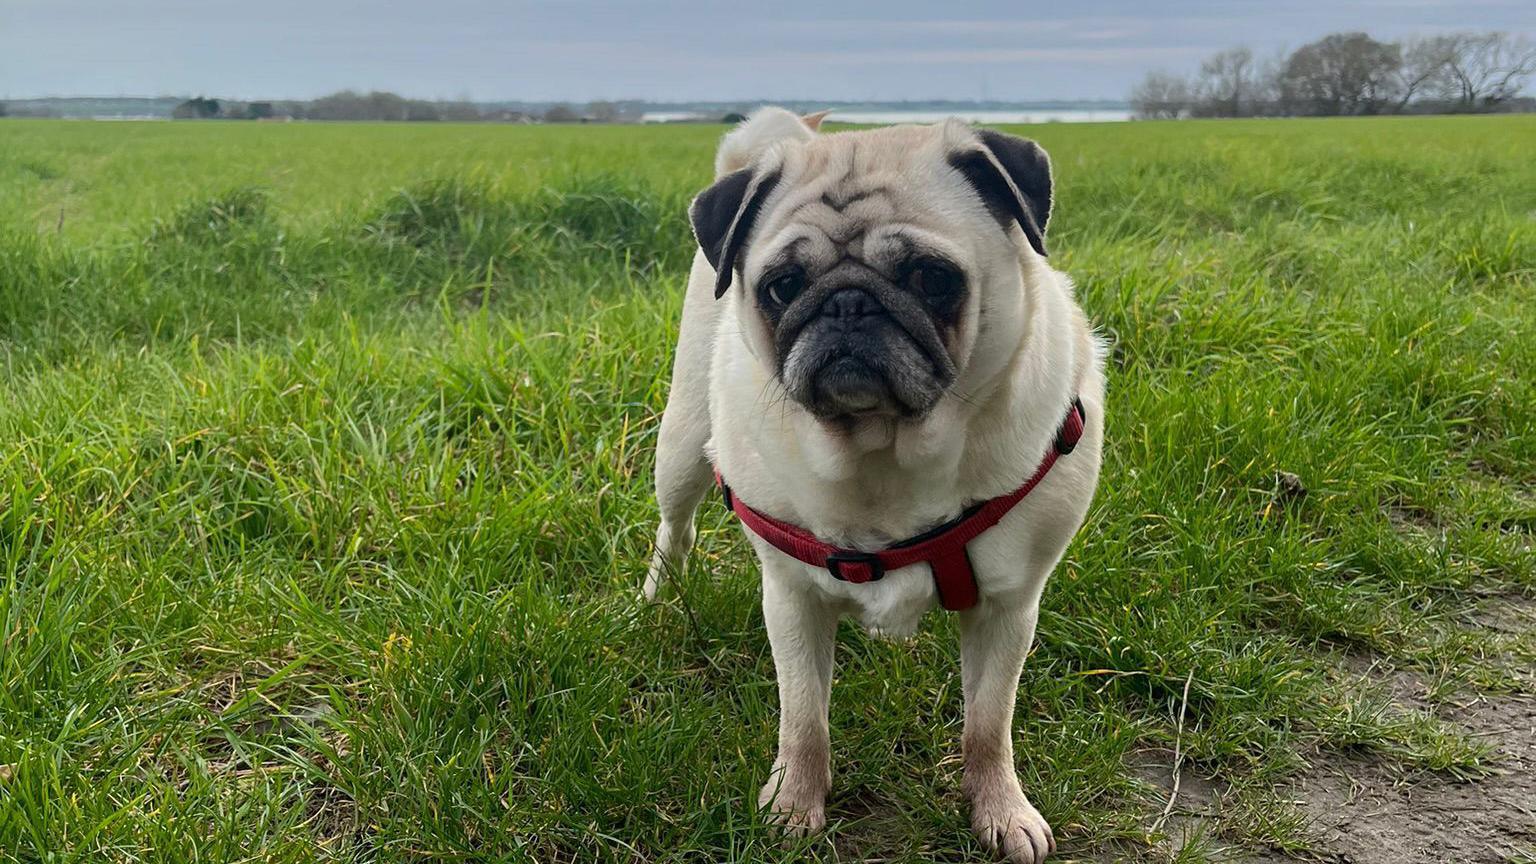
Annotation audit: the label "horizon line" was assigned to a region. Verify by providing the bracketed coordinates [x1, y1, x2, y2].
[3, 94, 1131, 106]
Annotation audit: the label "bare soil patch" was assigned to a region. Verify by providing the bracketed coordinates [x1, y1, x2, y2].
[1119, 597, 1536, 864]
[1247, 690, 1536, 864]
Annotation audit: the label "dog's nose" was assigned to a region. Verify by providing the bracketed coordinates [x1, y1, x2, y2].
[821, 289, 881, 321]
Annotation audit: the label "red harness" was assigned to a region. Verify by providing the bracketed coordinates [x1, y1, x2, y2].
[716, 398, 1086, 612]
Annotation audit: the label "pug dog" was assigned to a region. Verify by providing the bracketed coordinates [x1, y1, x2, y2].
[644, 107, 1104, 864]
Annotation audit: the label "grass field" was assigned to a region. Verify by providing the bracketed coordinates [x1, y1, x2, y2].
[0, 115, 1533, 862]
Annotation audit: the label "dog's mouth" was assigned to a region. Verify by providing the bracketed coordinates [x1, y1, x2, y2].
[782, 320, 954, 423]
[813, 355, 895, 416]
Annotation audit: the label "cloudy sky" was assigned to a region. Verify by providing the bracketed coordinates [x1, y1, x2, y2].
[2, 0, 1533, 102]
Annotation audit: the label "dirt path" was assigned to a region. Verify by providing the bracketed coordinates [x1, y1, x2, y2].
[1248, 690, 1536, 864]
[1123, 597, 1536, 864]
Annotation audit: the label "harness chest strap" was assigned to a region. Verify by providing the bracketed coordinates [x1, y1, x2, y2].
[716, 398, 1086, 612]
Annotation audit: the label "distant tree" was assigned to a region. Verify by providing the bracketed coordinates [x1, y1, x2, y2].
[438, 101, 483, 122]
[1392, 36, 1458, 112]
[542, 104, 579, 123]
[404, 100, 440, 121]
[247, 101, 274, 120]
[1193, 47, 1257, 116]
[1129, 71, 1192, 119]
[172, 97, 222, 119]
[366, 91, 408, 121]
[1127, 30, 1536, 118]
[1249, 48, 1289, 116]
[309, 91, 350, 120]
[586, 100, 618, 122]
[308, 90, 419, 121]
[721, 112, 749, 123]
[1279, 33, 1401, 115]
[1440, 32, 1536, 108]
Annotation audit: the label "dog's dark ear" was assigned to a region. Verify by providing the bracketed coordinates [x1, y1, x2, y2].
[690, 167, 782, 298]
[949, 129, 1052, 257]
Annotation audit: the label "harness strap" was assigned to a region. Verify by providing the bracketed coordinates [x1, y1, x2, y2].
[717, 398, 1086, 611]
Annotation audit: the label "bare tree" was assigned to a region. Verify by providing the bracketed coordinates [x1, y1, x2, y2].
[1194, 47, 1256, 117]
[1249, 47, 1289, 116]
[1390, 36, 1453, 111]
[1130, 71, 1192, 119]
[1279, 33, 1401, 115]
[1440, 32, 1536, 108]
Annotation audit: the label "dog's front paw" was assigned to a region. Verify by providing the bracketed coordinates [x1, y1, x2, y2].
[970, 785, 1055, 863]
[643, 522, 694, 602]
[758, 777, 827, 837]
[641, 553, 667, 602]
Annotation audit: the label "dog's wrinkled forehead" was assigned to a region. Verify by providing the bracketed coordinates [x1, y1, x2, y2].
[690, 120, 1052, 299]
[752, 125, 975, 272]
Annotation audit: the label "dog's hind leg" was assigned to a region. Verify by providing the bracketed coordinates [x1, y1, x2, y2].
[643, 398, 712, 600]
[644, 254, 721, 602]
[959, 596, 1057, 864]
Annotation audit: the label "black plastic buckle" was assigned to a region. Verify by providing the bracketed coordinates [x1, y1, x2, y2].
[826, 551, 884, 583]
[720, 483, 735, 512]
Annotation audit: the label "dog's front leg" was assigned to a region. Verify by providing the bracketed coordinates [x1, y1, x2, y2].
[960, 597, 1055, 863]
[758, 561, 838, 834]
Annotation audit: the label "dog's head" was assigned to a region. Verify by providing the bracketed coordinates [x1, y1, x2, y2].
[691, 117, 1053, 426]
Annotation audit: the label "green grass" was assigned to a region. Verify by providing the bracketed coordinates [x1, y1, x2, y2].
[1, 115, 1533, 862]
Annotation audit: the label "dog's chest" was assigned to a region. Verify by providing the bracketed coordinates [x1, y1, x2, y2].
[755, 482, 970, 640]
[802, 558, 939, 640]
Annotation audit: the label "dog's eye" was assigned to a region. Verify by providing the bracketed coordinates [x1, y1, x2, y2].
[761, 270, 807, 307]
[909, 261, 963, 301]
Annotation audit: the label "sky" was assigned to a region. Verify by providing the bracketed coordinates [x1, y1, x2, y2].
[2, 0, 1534, 102]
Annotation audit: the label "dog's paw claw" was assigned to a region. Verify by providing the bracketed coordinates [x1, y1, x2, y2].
[972, 795, 1055, 863]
